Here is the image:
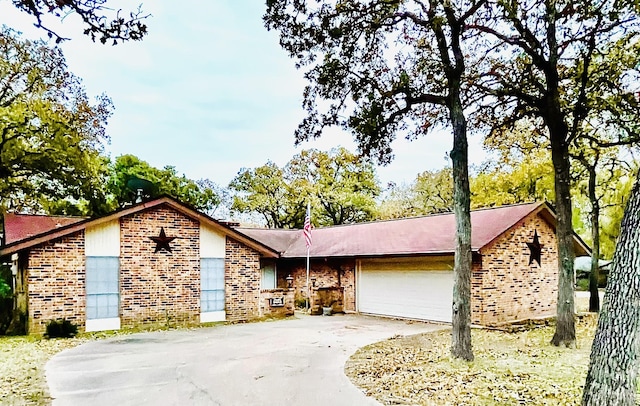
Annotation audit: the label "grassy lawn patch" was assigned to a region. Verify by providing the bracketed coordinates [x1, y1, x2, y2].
[0, 335, 87, 405]
[346, 315, 599, 405]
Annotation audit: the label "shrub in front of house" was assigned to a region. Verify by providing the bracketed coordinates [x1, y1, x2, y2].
[294, 298, 308, 309]
[45, 318, 78, 339]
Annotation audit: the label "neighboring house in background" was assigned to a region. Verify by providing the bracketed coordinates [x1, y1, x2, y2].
[2, 213, 86, 244]
[0, 199, 589, 335]
[574, 256, 612, 288]
[240, 202, 590, 325]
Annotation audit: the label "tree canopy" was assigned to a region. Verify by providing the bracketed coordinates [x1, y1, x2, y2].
[106, 154, 223, 215]
[9, 0, 148, 44]
[288, 148, 380, 225]
[230, 148, 380, 228]
[0, 26, 112, 215]
[377, 168, 453, 219]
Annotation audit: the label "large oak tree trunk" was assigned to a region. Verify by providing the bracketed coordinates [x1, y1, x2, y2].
[582, 170, 640, 405]
[541, 2, 576, 347]
[450, 95, 473, 361]
[549, 130, 576, 347]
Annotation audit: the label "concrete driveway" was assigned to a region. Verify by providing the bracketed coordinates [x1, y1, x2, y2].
[46, 313, 444, 406]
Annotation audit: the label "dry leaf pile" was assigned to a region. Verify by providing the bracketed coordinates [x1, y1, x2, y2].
[346, 316, 598, 406]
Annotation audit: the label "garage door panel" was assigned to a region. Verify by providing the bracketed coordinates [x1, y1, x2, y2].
[358, 265, 453, 323]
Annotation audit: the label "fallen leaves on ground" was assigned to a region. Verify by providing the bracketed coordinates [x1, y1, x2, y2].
[0, 336, 87, 405]
[345, 315, 598, 406]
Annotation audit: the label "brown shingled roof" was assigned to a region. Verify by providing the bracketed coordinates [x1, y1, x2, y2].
[234, 228, 299, 254]
[3, 213, 86, 245]
[238, 202, 590, 258]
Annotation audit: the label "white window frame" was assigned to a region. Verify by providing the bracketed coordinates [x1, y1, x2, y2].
[85, 256, 120, 332]
[261, 263, 277, 290]
[201, 257, 225, 322]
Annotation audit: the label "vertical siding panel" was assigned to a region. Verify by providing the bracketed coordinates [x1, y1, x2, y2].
[86, 220, 120, 256]
[200, 224, 226, 258]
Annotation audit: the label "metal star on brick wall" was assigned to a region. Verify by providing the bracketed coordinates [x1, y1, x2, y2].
[150, 227, 176, 253]
[526, 230, 542, 266]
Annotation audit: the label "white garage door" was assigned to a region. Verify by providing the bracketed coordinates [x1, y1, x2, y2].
[357, 258, 454, 323]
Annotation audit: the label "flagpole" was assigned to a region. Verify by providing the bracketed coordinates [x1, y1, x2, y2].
[305, 201, 311, 313]
[306, 244, 310, 312]
[302, 201, 313, 313]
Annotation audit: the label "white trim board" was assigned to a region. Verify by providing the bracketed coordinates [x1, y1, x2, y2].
[200, 311, 225, 323]
[86, 317, 121, 332]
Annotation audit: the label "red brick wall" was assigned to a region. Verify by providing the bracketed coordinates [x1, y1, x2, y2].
[23, 205, 268, 334]
[120, 207, 201, 328]
[472, 213, 558, 325]
[276, 258, 356, 312]
[259, 289, 295, 317]
[225, 238, 261, 321]
[27, 232, 86, 334]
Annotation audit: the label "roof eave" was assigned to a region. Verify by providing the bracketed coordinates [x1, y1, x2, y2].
[279, 249, 481, 259]
[477, 202, 546, 252]
[0, 197, 280, 259]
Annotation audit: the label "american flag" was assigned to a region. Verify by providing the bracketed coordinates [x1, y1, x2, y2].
[303, 204, 312, 248]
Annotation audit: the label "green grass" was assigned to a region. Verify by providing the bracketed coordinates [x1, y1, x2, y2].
[0, 335, 86, 405]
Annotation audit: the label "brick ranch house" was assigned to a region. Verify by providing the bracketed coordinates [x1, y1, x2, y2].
[0, 198, 589, 334]
[0, 197, 289, 334]
[239, 201, 589, 326]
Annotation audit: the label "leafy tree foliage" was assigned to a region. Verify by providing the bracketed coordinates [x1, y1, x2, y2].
[229, 161, 290, 228]
[377, 168, 453, 219]
[471, 0, 640, 347]
[471, 150, 555, 207]
[287, 148, 380, 226]
[106, 154, 223, 215]
[230, 148, 380, 228]
[9, 0, 148, 44]
[376, 182, 416, 220]
[0, 26, 112, 215]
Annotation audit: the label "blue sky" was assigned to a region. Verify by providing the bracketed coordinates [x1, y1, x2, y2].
[1, 0, 486, 187]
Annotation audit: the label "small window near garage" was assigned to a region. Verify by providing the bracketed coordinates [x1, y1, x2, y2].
[201, 258, 225, 313]
[261, 263, 276, 290]
[86, 256, 119, 320]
